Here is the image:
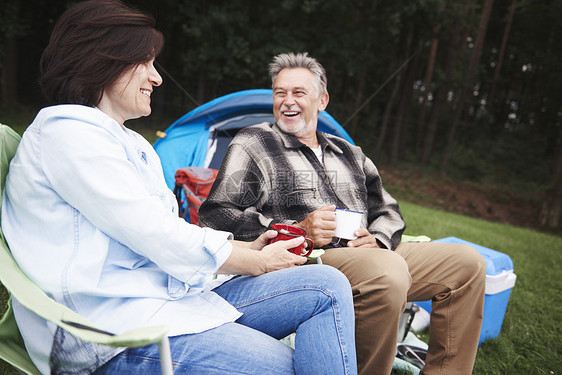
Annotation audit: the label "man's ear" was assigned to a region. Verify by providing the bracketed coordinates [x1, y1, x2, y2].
[319, 92, 329, 111]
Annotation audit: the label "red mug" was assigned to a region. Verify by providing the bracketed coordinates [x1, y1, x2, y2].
[268, 224, 314, 257]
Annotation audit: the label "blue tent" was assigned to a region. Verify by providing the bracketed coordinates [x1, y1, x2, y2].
[154, 89, 354, 190]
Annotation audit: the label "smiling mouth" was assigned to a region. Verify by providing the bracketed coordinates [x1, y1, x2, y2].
[282, 111, 299, 117]
[140, 89, 152, 97]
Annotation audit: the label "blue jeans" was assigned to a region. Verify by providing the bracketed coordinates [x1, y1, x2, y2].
[94, 265, 357, 374]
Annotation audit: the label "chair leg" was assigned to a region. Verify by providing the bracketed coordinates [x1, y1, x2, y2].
[158, 336, 173, 375]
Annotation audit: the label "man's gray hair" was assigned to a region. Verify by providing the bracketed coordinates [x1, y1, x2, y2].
[269, 52, 328, 96]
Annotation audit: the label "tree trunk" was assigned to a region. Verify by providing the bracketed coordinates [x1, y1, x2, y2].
[1, 0, 21, 106]
[197, 66, 206, 104]
[421, 16, 466, 165]
[415, 2, 445, 155]
[421, 84, 448, 165]
[539, 18, 561, 230]
[350, 78, 365, 140]
[440, 0, 494, 173]
[350, 1, 377, 139]
[487, 0, 516, 112]
[374, 67, 401, 160]
[540, 124, 562, 229]
[391, 40, 419, 165]
[389, 29, 414, 164]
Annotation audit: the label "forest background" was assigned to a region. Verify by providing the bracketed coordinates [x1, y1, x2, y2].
[1, 0, 561, 234]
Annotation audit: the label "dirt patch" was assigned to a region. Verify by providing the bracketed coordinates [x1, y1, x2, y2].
[379, 167, 547, 233]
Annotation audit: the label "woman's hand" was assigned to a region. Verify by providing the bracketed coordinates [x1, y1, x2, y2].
[220, 236, 307, 276]
[250, 230, 279, 250]
[257, 237, 307, 273]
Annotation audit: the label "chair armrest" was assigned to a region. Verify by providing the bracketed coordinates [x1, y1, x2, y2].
[401, 235, 431, 243]
[60, 319, 169, 348]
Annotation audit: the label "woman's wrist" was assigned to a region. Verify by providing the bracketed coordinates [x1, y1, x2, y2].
[219, 245, 267, 276]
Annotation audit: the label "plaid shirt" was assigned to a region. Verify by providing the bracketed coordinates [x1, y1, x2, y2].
[199, 122, 405, 250]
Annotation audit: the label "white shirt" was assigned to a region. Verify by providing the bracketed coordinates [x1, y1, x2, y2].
[311, 145, 323, 163]
[2, 105, 240, 373]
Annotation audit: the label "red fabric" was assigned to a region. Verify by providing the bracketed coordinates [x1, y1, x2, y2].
[174, 167, 219, 225]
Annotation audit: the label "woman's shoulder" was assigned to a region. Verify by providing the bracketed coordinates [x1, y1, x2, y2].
[29, 105, 125, 142]
[35, 104, 112, 126]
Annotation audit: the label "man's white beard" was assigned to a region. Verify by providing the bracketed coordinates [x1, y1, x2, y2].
[277, 118, 313, 137]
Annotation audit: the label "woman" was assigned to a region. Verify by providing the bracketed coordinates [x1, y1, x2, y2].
[1, 1, 357, 374]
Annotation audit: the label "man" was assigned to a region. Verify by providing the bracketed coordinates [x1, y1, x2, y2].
[199, 52, 486, 375]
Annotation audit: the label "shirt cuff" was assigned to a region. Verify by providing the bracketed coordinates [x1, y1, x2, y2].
[183, 228, 233, 288]
[373, 233, 391, 250]
[202, 228, 233, 272]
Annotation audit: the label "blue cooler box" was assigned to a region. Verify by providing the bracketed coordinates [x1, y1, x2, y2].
[414, 237, 517, 345]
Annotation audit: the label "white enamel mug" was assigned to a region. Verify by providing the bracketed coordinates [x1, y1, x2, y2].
[334, 208, 364, 240]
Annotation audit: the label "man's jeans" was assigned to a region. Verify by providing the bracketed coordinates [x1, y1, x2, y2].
[95, 265, 357, 374]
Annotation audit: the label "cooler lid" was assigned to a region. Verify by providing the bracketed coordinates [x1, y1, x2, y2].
[433, 237, 514, 275]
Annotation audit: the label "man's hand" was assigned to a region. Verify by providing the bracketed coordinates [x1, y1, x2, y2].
[347, 228, 381, 248]
[296, 205, 337, 247]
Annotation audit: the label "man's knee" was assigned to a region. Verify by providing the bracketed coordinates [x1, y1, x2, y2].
[456, 244, 487, 279]
[354, 252, 410, 308]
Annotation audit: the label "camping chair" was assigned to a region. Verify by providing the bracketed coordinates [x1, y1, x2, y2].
[0, 125, 173, 375]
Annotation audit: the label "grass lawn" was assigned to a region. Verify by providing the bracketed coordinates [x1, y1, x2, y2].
[398, 201, 562, 375]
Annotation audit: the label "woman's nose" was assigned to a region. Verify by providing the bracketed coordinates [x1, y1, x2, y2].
[150, 63, 163, 87]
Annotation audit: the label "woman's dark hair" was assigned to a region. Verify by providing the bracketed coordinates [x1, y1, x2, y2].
[40, 0, 164, 106]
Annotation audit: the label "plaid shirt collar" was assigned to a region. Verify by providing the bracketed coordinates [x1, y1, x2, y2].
[271, 122, 345, 155]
